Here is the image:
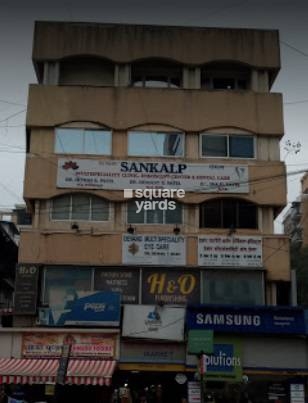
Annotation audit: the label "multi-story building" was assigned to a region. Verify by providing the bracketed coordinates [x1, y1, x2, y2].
[0, 21, 306, 403]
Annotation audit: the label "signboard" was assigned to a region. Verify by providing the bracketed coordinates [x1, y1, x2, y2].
[122, 305, 185, 341]
[186, 306, 306, 335]
[123, 234, 186, 266]
[46, 291, 121, 326]
[22, 333, 117, 358]
[188, 382, 201, 403]
[198, 235, 262, 267]
[290, 384, 305, 403]
[186, 338, 242, 381]
[120, 342, 185, 364]
[57, 158, 249, 193]
[142, 269, 200, 305]
[268, 383, 288, 401]
[188, 330, 214, 354]
[14, 265, 39, 315]
[94, 268, 140, 304]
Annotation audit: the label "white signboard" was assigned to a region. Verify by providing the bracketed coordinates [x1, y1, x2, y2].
[123, 234, 186, 266]
[57, 159, 249, 193]
[122, 305, 185, 341]
[188, 382, 201, 403]
[290, 385, 305, 403]
[198, 235, 262, 267]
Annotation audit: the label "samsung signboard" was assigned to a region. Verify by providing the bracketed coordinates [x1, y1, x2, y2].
[187, 305, 306, 335]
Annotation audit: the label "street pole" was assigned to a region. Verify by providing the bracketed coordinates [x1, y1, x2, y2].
[199, 353, 207, 403]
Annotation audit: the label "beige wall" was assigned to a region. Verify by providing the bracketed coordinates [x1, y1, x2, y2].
[32, 22, 280, 72]
[18, 231, 290, 281]
[26, 85, 284, 136]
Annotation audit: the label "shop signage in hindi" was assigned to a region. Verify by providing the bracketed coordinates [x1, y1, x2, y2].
[94, 269, 140, 304]
[22, 333, 116, 358]
[122, 305, 185, 341]
[14, 265, 39, 315]
[142, 269, 200, 305]
[198, 235, 262, 267]
[187, 306, 306, 334]
[57, 158, 249, 193]
[123, 234, 186, 266]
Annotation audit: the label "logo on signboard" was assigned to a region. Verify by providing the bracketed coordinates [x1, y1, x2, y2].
[62, 160, 79, 170]
[128, 242, 139, 255]
[145, 307, 162, 331]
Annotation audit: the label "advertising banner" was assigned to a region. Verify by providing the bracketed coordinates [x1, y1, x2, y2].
[94, 268, 140, 304]
[186, 306, 306, 334]
[142, 269, 200, 304]
[57, 159, 249, 193]
[14, 265, 39, 315]
[198, 235, 262, 267]
[123, 234, 186, 266]
[44, 291, 121, 326]
[186, 338, 242, 381]
[22, 333, 116, 358]
[122, 305, 185, 341]
[120, 342, 186, 364]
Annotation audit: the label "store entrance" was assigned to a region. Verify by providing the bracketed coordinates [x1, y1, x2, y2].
[113, 371, 188, 403]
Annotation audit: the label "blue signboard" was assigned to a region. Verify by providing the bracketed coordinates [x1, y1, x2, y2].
[44, 292, 121, 326]
[186, 305, 306, 335]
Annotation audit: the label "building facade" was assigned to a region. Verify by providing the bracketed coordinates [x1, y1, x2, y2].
[0, 21, 305, 403]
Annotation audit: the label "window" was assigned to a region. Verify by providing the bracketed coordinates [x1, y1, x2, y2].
[131, 60, 182, 88]
[200, 199, 258, 229]
[128, 131, 184, 157]
[201, 134, 255, 158]
[51, 194, 109, 221]
[201, 64, 250, 90]
[55, 128, 111, 155]
[127, 200, 183, 224]
[202, 270, 264, 305]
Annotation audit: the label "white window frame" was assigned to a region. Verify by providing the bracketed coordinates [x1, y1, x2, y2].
[54, 127, 112, 155]
[128, 131, 185, 158]
[200, 133, 256, 159]
[126, 201, 184, 225]
[50, 194, 110, 222]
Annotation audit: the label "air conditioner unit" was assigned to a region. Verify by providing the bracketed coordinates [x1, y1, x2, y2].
[36, 308, 51, 326]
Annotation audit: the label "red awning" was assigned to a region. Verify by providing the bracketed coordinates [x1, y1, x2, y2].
[0, 358, 116, 385]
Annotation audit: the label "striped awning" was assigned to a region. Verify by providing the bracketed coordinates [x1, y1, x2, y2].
[0, 358, 116, 385]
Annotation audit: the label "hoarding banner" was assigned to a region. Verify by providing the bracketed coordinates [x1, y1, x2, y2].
[46, 291, 121, 326]
[120, 342, 186, 364]
[94, 269, 140, 304]
[142, 269, 200, 305]
[122, 305, 185, 341]
[57, 159, 249, 193]
[198, 235, 262, 267]
[123, 234, 186, 266]
[14, 265, 39, 315]
[186, 306, 306, 334]
[22, 333, 116, 358]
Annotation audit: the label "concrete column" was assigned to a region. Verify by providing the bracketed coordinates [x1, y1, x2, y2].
[251, 69, 259, 91]
[183, 67, 201, 89]
[43, 62, 59, 85]
[291, 269, 298, 306]
[33, 200, 40, 229]
[116, 64, 131, 86]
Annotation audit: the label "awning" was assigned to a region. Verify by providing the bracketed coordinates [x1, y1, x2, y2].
[0, 358, 116, 385]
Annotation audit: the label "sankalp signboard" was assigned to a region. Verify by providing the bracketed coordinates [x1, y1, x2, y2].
[57, 159, 249, 193]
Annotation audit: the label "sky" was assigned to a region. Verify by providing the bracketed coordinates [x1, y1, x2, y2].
[0, 0, 308, 232]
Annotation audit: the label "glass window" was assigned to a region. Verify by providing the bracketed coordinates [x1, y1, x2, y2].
[55, 128, 111, 155]
[201, 134, 255, 158]
[200, 199, 257, 229]
[51, 194, 109, 221]
[202, 135, 227, 157]
[128, 131, 184, 157]
[127, 200, 183, 224]
[202, 270, 264, 305]
[229, 136, 254, 158]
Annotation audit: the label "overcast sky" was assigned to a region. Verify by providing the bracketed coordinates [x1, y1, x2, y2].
[0, 0, 308, 232]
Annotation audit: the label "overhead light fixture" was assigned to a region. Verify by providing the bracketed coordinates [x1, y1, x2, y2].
[173, 225, 180, 235]
[71, 223, 79, 231]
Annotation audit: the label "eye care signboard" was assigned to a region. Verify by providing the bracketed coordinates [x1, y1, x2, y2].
[198, 235, 262, 267]
[57, 159, 249, 193]
[123, 234, 186, 266]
